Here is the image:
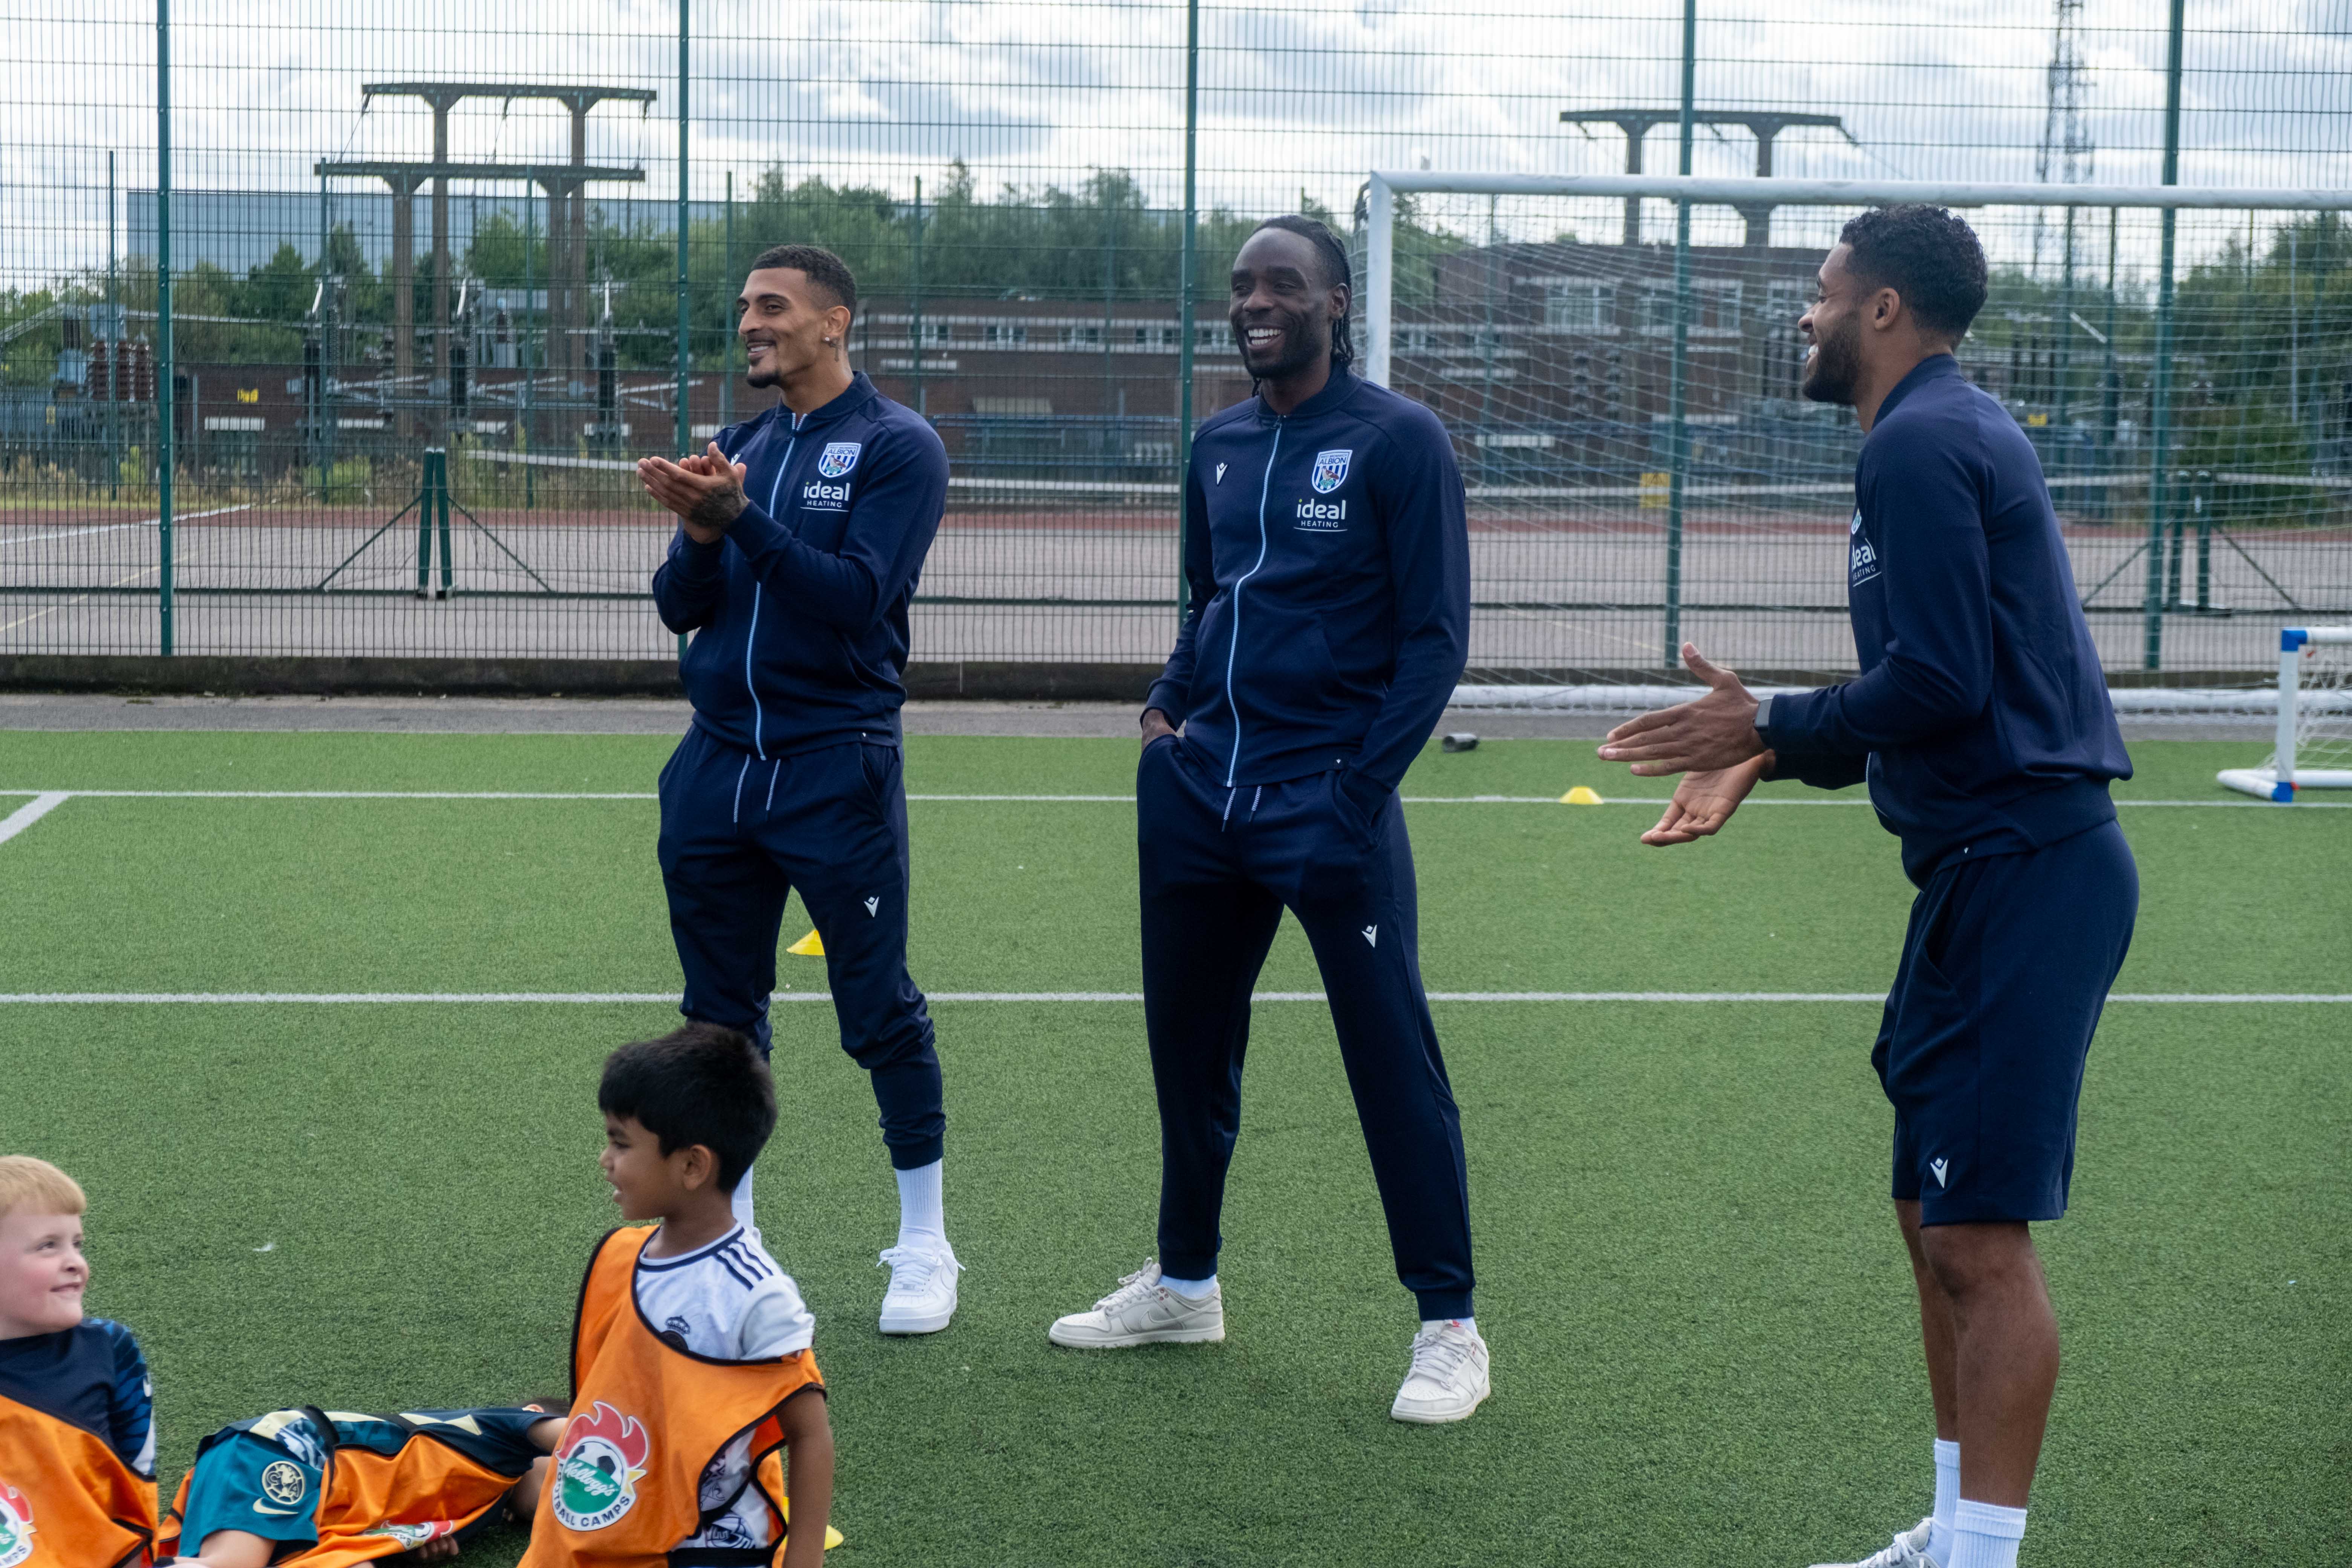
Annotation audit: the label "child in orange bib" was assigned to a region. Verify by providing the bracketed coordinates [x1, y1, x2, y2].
[157, 1401, 564, 1566]
[522, 1023, 834, 1568]
[0, 1156, 157, 1568]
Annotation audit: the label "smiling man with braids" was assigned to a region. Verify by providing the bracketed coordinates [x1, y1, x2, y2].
[1046, 215, 1488, 1424]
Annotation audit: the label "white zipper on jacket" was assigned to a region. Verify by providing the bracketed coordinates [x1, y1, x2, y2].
[1223, 421, 1282, 787]
[744, 413, 804, 760]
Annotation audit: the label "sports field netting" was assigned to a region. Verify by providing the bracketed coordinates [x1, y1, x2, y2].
[0, 729, 2345, 1565]
[5, 4, 2349, 678]
[1370, 184, 2352, 684]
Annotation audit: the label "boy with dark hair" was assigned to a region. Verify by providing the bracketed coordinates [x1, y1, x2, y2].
[159, 1400, 566, 1566]
[0, 1155, 158, 1568]
[521, 1024, 835, 1567]
[635, 241, 960, 1339]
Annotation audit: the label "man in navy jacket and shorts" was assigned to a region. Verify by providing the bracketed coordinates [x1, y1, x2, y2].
[636, 245, 960, 1340]
[1600, 206, 2136, 1568]
[1046, 216, 1490, 1426]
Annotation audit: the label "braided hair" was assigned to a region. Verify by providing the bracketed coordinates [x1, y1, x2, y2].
[1247, 214, 1355, 372]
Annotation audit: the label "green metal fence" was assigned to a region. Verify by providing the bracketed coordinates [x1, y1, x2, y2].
[4, 1, 2348, 682]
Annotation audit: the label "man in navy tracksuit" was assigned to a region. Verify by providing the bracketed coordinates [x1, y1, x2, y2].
[636, 244, 962, 1337]
[1046, 216, 1491, 1425]
[1600, 208, 2136, 1568]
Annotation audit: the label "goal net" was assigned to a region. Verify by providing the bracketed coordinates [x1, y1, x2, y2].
[1358, 173, 2352, 719]
[2217, 628, 2352, 799]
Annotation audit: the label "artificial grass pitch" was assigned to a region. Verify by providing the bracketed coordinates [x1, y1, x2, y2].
[0, 731, 2344, 1566]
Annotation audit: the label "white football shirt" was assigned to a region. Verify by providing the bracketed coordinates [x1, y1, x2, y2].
[633, 1225, 818, 1549]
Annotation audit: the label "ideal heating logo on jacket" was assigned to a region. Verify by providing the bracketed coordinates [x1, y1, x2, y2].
[1848, 508, 1880, 587]
[801, 478, 852, 511]
[1294, 496, 1348, 531]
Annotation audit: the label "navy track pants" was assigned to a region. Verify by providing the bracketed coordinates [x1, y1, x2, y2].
[1137, 736, 1475, 1320]
[657, 723, 944, 1169]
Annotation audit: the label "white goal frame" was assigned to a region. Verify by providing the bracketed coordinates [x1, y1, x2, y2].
[1360, 172, 2352, 390]
[2218, 628, 2352, 802]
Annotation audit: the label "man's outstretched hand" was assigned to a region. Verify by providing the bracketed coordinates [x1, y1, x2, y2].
[1638, 755, 1771, 847]
[637, 442, 750, 544]
[1597, 643, 1767, 777]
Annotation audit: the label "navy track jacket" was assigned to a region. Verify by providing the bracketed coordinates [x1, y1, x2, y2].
[1760, 354, 2131, 881]
[1146, 367, 1471, 790]
[652, 372, 949, 758]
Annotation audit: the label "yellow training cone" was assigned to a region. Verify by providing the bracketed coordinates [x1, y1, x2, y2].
[777, 1496, 843, 1550]
[1561, 786, 1605, 805]
[787, 928, 825, 956]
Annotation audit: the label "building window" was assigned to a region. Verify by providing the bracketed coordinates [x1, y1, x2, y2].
[1766, 280, 1811, 333]
[983, 323, 1028, 347]
[1544, 281, 1612, 331]
[1638, 281, 1743, 335]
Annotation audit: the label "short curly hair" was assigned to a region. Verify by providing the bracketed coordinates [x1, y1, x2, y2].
[748, 243, 858, 317]
[1838, 204, 1988, 340]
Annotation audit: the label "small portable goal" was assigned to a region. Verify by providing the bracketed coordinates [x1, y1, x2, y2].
[2217, 628, 2352, 802]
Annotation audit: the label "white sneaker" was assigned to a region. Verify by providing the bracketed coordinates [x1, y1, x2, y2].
[1047, 1260, 1225, 1348]
[1810, 1517, 1938, 1568]
[877, 1243, 960, 1335]
[1389, 1319, 1490, 1424]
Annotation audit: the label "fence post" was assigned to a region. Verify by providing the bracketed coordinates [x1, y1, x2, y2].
[1174, 0, 1199, 617]
[720, 170, 733, 430]
[1664, 0, 1696, 669]
[675, 0, 691, 459]
[1365, 176, 1393, 388]
[155, 0, 175, 657]
[2142, 0, 2185, 671]
[912, 176, 925, 416]
[108, 151, 119, 503]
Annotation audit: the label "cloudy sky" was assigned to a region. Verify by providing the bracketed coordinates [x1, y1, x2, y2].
[6, 0, 2348, 279]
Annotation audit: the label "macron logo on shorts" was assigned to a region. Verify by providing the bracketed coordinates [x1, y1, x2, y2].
[1930, 1157, 1950, 1188]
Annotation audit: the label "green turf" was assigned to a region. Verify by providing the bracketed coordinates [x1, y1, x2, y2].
[0, 733, 2344, 1565]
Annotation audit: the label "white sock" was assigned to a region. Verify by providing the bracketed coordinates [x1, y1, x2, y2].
[1421, 1317, 1479, 1337]
[893, 1159, 946, 1251]
[729, 1164, 758, 1240]
[1928, 1439, 1962, 1563]
[1946, 1499, 2026, 1568]
[1159, 1272, 1216, 1298]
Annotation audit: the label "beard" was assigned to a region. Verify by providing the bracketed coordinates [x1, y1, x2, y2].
[744, 364, 781, 389]
[1236, 314, 1327, 383]
[1801, 313, 1862, 406]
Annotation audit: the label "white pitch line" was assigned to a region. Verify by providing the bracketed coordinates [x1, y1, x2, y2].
[0, 502, 254, 552]
[0, 793, 69, 845]
[1, 990, 2344, 1005]
[0, 789, 2345, 810]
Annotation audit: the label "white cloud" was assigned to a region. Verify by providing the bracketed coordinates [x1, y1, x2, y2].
[5, 0, 2346, 278]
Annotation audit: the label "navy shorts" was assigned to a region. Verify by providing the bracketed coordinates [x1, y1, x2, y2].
[1874, 819, 2138, 1225]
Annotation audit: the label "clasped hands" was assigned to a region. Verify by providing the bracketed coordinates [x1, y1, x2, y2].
[638, 443, 752, 544]
[1596, 643, 1776, 847]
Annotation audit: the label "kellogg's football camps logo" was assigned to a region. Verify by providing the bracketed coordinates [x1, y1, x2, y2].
[552, 1401, 651, 1532]
[817, 441, 862, 479]
[1309, 449, 1351, 495]
[0, 1484, 33, 1568]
